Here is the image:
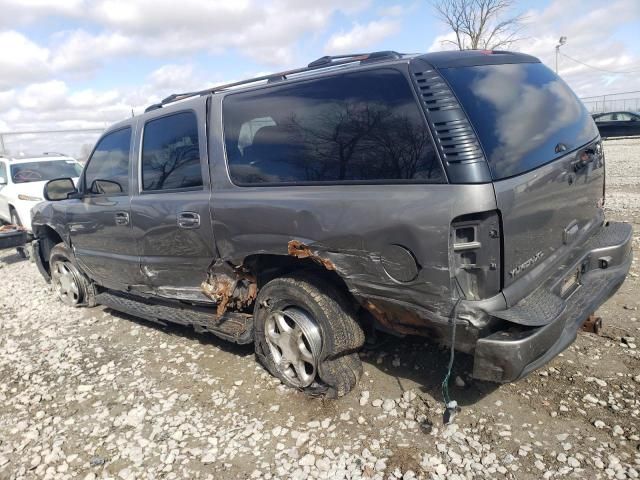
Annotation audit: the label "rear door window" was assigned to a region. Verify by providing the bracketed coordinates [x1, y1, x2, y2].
[440, 62, 599, 180]
[141, 111, 203, 191]
[223, 69, 444, 185]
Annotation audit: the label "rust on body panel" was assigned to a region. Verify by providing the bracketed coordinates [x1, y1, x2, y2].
[364, 299, 433, 337]
[287, 240, 336, 271]
[201, 260, 257, 316]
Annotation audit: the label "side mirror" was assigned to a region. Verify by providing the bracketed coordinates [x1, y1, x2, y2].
[44, 177, 78, 201]
[90, 179, 123, 195]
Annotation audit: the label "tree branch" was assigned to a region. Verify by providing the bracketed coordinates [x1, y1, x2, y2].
[431, 0, 523, 51]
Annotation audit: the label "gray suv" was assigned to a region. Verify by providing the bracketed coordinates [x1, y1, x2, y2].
[32, 50, 633, 397]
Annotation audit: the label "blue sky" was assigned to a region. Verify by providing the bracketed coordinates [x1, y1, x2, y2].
[0, 0, 639, 155]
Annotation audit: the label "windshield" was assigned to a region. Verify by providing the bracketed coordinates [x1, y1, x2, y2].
[440, 62, 599, 180]
[10, 160, 82, 184]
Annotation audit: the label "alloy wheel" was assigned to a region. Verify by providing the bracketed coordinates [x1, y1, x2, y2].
[51, 259, 82, 306]
[264, 307, 322, 388]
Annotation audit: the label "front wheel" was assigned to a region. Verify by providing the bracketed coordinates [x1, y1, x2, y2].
[49, 243, 96, 307]
[254, 273, 364, 398]
[10, 208, 22, 227]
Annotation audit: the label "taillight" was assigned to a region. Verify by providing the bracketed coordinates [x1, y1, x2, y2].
[450, 211, 501, 300]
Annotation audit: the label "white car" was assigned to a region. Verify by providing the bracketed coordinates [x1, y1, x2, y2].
[0, 153, 83, 232]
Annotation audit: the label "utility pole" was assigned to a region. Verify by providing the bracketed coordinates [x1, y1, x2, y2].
[555, 36, 567, 74]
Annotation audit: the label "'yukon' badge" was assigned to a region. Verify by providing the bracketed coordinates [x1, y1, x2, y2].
[509, 251, 544, 278]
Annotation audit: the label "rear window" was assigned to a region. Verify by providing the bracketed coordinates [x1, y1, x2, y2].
[223, 69, 444, 185]
[440, 62, 599, 180]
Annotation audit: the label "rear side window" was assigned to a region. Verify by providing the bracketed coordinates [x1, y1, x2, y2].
[440, 62, 599, 180]
[595, 113, 614, 122]
[141, 111, 203, 191]
[223, 69, 444, 185]
[615, 113, 637, 121]
[85, 127, 131, 195]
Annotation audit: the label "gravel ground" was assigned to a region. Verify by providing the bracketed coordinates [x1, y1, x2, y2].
[0, 138, 639, 480]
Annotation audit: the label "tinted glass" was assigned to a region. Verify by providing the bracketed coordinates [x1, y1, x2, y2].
[11, 160, 82, 184]
[595, 114, 614, 122]
[440, 62, 599, 180]
[85, 128, 131, 194]
[142, 112, 203, 191]
[616, 113, 634, 121]
[223, 69, 444, 185]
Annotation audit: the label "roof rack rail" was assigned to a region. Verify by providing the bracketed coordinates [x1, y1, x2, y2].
[307, 51, 402, 68]
[144, 50, 404, 113]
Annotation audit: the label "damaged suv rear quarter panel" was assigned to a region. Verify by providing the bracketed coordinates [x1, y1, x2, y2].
[207, 92, 498, 329]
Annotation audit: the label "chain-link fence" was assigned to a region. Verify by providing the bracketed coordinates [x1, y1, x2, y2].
[580, 91, 640, 114]
[0, 128, 104, 163]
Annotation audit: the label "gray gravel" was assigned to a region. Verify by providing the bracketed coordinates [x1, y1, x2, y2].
[0, 138, 639, 479]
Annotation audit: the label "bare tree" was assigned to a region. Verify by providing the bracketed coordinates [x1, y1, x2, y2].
[432, 0, 524, 51]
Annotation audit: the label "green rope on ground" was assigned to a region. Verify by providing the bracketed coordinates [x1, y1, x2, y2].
[442, 279, 464, 407]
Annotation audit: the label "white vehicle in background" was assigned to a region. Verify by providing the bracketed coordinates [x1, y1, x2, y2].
[0, 153, 83, 232]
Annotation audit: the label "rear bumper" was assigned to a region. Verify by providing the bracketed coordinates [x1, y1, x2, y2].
[472, 221, 633, 383]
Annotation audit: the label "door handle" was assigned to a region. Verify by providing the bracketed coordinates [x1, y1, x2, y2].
[177, 211, 200, 229]
[114, 211, 130, 226]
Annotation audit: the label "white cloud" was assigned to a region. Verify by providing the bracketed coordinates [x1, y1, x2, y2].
[0, 90, 16, 114]
[510, 0, 640, 97]
[17, 80, 68, 110]
[147, 64, 196, 91]
[43, 0, 372, 72]
[49, 30, 132, 73]
[379, 5, 404, 17]
[427, 32, 458, 52]
[324, 19, 401, 54]
[0, 0, 373, 83]
[0, 0, 84, 27]
[0, 31, 51, 89]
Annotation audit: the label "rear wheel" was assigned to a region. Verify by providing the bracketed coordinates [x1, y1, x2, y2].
[254, 273, 364, 398]
[49, 243, 96, 307]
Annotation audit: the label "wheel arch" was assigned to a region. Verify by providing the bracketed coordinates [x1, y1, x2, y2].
[33, 223, 67, 279]
[243, 253, 357, 306]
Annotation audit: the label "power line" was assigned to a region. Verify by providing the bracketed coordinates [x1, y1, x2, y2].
[559, 52, 640, 74]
